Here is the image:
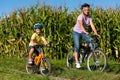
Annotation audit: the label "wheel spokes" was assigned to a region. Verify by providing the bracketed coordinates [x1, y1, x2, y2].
[87, 50, 107, 72]
[40, 58, 51, 76]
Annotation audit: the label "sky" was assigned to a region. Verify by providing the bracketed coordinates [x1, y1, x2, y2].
[0, 0, 120, 17]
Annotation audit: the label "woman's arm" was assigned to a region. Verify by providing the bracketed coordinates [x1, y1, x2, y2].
[90, 19, 98, 35]
[78, 20, 89, 34]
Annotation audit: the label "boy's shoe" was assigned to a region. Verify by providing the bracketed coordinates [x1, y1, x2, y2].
[28, 58, 33, 64]
[41, 67, 45, 71]
[27, 64, 32, 67]
[75, 63, 81, 69]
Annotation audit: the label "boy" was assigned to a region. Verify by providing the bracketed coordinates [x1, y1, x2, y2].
[28, 23, 49, 64]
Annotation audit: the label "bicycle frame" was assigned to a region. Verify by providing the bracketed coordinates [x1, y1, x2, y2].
[78, 35, 99, 62]
[34, 52, 43, 66]
[88, 35, 99, 50]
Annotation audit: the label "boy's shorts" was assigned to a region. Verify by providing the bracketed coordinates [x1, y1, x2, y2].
[28, 46, 43, 55]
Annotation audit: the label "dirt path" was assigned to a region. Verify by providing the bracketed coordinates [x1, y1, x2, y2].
[11, 69, 70, 80]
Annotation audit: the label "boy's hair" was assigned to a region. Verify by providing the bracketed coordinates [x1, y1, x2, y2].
[81, 3, 90, 10]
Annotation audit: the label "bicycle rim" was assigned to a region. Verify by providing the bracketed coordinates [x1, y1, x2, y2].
[66, 48, 75, 69]
[40, 58, 51, 76]
[26, 62, 36, 74]
[87, 49, 107, 72]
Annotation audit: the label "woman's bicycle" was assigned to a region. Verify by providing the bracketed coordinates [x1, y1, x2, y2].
[66, 34, 107, 72]
[26, 44, 51, 76]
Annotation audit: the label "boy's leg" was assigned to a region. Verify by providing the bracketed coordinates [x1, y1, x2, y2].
[29, 48, 34, 59]
[35, 47, 43, 55]
[28, 46, 34, 64]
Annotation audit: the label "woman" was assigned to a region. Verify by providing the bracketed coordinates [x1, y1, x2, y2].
[72, 3, 99, 68]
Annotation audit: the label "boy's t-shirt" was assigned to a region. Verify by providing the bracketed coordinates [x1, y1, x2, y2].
[29, 33, 45, 46]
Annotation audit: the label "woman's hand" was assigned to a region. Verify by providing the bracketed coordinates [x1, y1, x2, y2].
[94, 33, 101, 38]
[83, 31, 89, 35]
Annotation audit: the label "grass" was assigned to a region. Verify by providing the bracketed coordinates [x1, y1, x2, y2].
[0, 57, 51, 80]
[0, 56, 120, 80]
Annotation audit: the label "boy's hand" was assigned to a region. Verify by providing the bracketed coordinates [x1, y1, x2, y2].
[46, 44, 50, 47]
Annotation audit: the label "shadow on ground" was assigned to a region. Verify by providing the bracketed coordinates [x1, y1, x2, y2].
[105, 63, 120, 74]
[51, 64, 65, 76]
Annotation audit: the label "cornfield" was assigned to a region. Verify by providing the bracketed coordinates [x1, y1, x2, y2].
[0, 3, 120, 60]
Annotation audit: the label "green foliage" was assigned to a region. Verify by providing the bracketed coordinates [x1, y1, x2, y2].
[1, 57, 120, 80]
[0, 3, 120, 59]
[0, 57, 52, 80]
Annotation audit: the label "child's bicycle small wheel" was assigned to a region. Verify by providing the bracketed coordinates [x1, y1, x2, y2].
[39, 57, 51, 76]
[26, 59, 36, 74]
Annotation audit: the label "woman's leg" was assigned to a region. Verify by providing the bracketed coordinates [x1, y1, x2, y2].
[72, 31, 81, 68]
[81, 33, 91, 48]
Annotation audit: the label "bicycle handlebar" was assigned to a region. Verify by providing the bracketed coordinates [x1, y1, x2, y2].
[87, 34, 101, 39]
[34, 44, 49, 48]
[35, 41, 53, 48]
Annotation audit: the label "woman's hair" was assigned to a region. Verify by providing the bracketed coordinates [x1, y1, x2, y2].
[81, 3, 90, 10]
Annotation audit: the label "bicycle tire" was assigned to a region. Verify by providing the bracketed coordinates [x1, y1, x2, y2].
[66, 48, 75, 69]
[26, 58, 36, 74]
[39, 57, 51, 76]
[87, 49, 107, 72]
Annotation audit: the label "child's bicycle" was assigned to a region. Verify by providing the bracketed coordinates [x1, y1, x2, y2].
[26, 44, 51, 76]
[66, 34, 107, 72]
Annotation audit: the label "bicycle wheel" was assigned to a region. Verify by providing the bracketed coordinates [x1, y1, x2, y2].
[39, 57, 51, 76]
[26, 59, 36, 74]
[87, 49, 107, 72]
[66, 48, 75, 69]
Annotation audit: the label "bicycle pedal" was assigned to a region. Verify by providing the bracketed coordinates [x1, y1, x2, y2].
[42, 58, 46, 61]
[37, 71, 41, 74]
[27, 64, 32, 67]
